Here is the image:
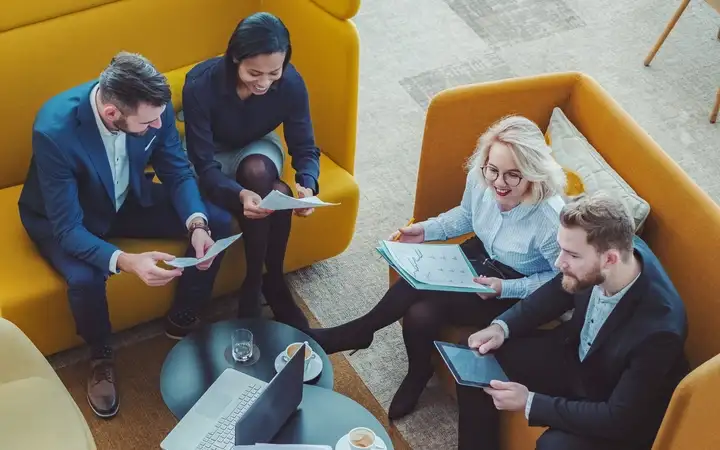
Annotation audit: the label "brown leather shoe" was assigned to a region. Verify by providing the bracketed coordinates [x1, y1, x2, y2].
[87, 357, 119, 418]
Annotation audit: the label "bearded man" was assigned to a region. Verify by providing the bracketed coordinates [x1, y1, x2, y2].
[18, 52, 232, 418]
[454, 191, 689, 450]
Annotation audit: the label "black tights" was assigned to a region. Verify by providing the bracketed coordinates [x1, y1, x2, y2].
[314, 279, 519, 377]
[234, 154, 307, 328]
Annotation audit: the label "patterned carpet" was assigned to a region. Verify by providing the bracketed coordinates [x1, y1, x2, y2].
[287, 0, 720, 448]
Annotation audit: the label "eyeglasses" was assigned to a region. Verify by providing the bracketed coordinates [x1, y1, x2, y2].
[481, 166, 523, 187]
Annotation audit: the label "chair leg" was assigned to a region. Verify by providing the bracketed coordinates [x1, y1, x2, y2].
[717, 26, 719, 41]
[711, 89, 720, 124]
[644, 0, 692, 66]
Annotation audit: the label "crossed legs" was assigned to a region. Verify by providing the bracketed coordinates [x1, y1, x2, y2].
[310, 278, 519, 419]
[233, 154, 308, 330]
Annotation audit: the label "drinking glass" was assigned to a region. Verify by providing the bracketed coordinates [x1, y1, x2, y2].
[232, 329, 253, 363]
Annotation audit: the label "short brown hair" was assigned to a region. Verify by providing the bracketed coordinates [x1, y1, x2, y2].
[98, 51, 171, 113]
[560, 192, 635, 258]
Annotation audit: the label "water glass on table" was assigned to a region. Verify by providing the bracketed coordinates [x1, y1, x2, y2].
[232, 329, 254, 363]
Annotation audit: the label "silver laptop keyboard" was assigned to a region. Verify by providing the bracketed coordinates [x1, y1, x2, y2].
[195, 384, 263, 450]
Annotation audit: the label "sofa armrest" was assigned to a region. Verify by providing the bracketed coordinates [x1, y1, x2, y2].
[413, 73, 579, 222]
[652, 354, 720, 450]
[0, 318, 58, 385]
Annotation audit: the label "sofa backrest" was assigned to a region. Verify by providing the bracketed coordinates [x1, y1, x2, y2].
[0, 0, 360, 189]
[562, 76, 720, 368]
[0, 0, 257, 189]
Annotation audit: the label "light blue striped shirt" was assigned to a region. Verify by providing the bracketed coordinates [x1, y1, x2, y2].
[420, 172, 564, 299]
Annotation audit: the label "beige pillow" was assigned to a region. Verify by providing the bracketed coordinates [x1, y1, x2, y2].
[546, 107, 650, 232]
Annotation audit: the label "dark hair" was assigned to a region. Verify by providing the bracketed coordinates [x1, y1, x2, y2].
[560, 191, 635, 259]
[98, 51, 171, 113]
[224, 12, 292, 83]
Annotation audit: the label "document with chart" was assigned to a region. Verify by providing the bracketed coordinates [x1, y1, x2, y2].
[376, 241, 495, 294]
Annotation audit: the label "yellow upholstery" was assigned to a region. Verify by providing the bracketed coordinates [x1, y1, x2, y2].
[0, 0, 360, 356]
[394, 72, 720, 449]
[0, 318, 96, 449]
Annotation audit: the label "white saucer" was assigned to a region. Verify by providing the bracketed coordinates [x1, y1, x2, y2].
[335, 433, 387, 450]
[274, 351, 323, 382]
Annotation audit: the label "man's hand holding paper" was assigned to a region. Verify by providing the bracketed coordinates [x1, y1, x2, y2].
[166, 233, 243, 268]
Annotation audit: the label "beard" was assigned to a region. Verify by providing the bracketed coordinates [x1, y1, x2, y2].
[561, 269, 605, 293]
[112, 117, 147, 137]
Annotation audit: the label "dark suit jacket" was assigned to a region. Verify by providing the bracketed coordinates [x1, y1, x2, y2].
[18, 81, 205, 273]
[497, 236, 689, 446]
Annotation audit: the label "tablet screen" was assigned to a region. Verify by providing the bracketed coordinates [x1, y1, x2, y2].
[435, 342, 508, 387]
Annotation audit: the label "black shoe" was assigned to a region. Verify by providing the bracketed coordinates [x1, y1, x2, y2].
[87, 346, 119, 419]
[165, 310, 201, 340]
[308, 327, 374, 355]
[388, 369, 434, 420]
[262, 274, 309, 330]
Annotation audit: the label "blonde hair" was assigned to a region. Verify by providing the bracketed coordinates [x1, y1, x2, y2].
[465, 115, 566, 203]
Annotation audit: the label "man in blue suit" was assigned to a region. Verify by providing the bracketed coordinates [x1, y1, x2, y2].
[18, 52, 233, 418]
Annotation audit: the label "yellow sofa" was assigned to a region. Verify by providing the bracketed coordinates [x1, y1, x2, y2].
[0, 317, 96, 449]
[393, 72, 720, 449]
[0, 0, 361, 356]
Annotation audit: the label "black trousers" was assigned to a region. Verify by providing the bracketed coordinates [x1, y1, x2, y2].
[456, 326, 646, 450]
[395, 237, 525, 377]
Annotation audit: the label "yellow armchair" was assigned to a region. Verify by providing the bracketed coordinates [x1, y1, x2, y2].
[397, 72, 720, 449]
[0, 318, 96, 449]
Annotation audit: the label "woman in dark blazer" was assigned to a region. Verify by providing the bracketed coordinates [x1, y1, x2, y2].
[182, 12, 320, 329]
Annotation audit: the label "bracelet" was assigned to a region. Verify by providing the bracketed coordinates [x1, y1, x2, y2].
[188, 221, 211, 239]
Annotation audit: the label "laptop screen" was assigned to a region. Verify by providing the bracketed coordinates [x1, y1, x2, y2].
[234, 343, 306, 445]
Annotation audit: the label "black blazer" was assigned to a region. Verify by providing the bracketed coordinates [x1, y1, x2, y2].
[497, 236, 689, 446]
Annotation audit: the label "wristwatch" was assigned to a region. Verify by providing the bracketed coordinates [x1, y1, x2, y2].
[188, 220, 211, 239]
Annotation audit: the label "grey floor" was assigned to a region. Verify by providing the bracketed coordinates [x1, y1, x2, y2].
[288, 0, 720, 448]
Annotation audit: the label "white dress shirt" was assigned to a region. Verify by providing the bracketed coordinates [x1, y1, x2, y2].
[90, 85, 130, 211]
[90, 86, 205, 273]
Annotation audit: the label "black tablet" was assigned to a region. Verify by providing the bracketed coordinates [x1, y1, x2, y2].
[434, 341, 509, 388]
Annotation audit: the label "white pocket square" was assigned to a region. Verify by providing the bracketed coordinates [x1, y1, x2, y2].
[144, 136, 157, 151]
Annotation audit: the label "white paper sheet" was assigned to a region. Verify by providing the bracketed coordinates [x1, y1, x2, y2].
[259, 190, 339, 210]
[165, 233, 243, 268]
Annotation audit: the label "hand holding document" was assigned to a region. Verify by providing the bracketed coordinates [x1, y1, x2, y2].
[166, 233, 243, 268]
[259, 189, 339, 211]
[377, 240, 495, 294]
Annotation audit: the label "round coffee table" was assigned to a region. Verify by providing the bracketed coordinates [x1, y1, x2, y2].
[274, 385, 394, 449]
[160, 318, 333, 419]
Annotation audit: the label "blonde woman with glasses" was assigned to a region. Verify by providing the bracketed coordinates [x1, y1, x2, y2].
[309, 116, 568, 420]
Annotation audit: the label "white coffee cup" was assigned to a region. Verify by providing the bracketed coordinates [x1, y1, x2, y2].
[347, 427, 383, 449]
[282, 341, 315, 373]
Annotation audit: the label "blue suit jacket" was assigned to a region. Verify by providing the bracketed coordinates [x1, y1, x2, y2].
[18, 81, 206, 273]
